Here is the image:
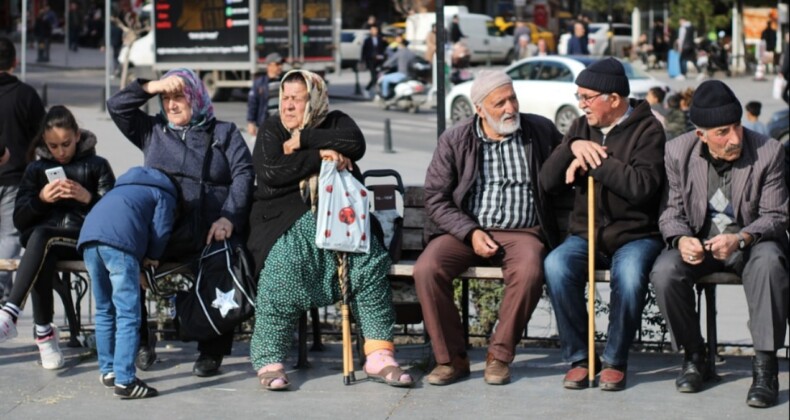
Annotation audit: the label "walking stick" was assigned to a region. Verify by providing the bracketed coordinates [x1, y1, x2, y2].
[587, 175, 596, 387]
[337, 252, 355, 385]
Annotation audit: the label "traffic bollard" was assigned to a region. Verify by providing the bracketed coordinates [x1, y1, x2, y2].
[100, 86, 106, 112]
[383, 118, 394, 153]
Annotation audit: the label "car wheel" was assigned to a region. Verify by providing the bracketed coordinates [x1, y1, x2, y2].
[555, 106, 580, 134]
[450, 97, 474, 126]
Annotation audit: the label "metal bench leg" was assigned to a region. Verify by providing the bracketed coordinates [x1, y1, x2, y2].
[310, 307, 324, 351]
[462, 279, 470, 349]
[294, 312, 310, 369]
[703, 284, 721, 380]
[52, 273, 81, 347]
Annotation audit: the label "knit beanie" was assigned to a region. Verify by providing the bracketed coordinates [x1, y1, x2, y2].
[689, 80, 742, 128]
[575, 57, 630, 97]
[470, 70, 512, 105]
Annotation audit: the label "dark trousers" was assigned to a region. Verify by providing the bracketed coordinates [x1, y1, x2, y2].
[8, 226, 81, 325]
[413, 227, 546, 364]
[650, 241, 789, 352]
[365, 60, 379, 90]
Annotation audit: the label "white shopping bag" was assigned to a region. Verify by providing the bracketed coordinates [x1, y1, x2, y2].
[315, 160, 371, 253]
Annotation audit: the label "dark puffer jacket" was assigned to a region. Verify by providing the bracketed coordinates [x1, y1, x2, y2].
[539, 99, 666, 256]
[14, 129, 115, 246]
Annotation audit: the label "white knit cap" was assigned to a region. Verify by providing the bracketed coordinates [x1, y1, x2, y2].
[470, 70, 512, 105]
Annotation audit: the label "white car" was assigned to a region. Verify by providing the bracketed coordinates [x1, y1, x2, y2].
[445, 55, 669, 134]
[558, 23, 632, 57]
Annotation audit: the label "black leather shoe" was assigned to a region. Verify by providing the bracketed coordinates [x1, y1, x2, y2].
[193, 353, 223, 377]
[135, 334, 157, 371]
[675, 350, 708, 393]
[746, 355, 778, 408]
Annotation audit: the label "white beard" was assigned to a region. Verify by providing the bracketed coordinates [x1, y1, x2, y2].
[482, 108, 520, 136]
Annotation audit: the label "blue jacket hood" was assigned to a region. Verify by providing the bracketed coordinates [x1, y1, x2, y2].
[115, 166, 178, 199]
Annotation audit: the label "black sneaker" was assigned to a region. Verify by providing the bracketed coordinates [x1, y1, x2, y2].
[100, 372, 115, 388]
[113, 377, 159, 399]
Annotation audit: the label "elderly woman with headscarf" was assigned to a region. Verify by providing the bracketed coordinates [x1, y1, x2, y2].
[246, 70, 413, 390]
[107, 68, 254, 378]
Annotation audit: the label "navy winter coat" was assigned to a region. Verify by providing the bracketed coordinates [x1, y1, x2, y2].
[78, 166, 178, 261]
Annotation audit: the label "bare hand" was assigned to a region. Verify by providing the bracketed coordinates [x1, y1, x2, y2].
[319, 149, 353, 171]
[0, 147, 9, 166]
[144, 75, 185, 95]
[39, 179, 91, 204]
[678, 236, 705, 265]
[570, 140, 608, 171]
[703, 234, 739, 261]
[283, 130, 301, 155]
[142, 258, 159, 269]
[139, 272, 150, 290]
[207, 217, 234, 244]
[470, 229, 499, 259]
[565, 158, 586, 184]
[247, 122, 258, 136]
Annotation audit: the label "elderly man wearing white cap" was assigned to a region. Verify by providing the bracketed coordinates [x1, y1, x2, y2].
[414, 70, 564, 386]
[539, 57, 666, 391]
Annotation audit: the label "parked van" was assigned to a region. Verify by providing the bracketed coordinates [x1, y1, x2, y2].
[406, 7, 514, 64]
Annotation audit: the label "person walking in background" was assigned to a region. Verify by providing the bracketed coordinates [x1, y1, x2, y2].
[646, 86, 669, 129]
[652, 19, 669, 68]
[515, 34, 535, 61]
[650, 80, 788, 408]
[361, 25, 387, 92]
[566, 22, 589, 55]
[512, 20, 531, 51]
[68, 1, 82, 52]
[742, 101, 769, 136]
[247, 52, 285, 136]
[664, 93, 687, 140]
[34, 4, 56, 63]
[0, 106, 115, 371]
[414, 70, 563, 387]
[539, 58, 666, 392]
[676, 18, 699, 80]
[78, 166, 180, 399]
[760, 20, 778, 74]
[424, 24, 437, 63]
[449, 15, 464, 44]
[0, 38, 46, 305]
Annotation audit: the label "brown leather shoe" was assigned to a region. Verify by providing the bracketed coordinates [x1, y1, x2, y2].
[563, 358, 601, 389]
[600, 364, 627, 391]
[484, 353, 511, 385]
[426, 355, 471, 386]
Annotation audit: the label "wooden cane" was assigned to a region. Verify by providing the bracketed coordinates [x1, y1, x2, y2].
[587, 175, 596, 387]
[337, 252, 355, 385]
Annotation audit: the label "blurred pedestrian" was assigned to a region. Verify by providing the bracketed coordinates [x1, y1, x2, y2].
[449, 15, 464, 44]
[646, 86, 669, 129]
[247, 52, 285, 136]
[34, 4, 56, 63]
[652, 19, 669, 67]
[676, 18, 699, 80]
[362, 25, 387, 91]
[68, 1, 82, 52]
[566, 22, 589, 55]
[742, 101, 769, 136]
[512, 20, 531, 50]
[362, 15, 378, 30]
[424, 24, 437, 62]
[0, 38, 46, 304]
[761, 20, 778, 74]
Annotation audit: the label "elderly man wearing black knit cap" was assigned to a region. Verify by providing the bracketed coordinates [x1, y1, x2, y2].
[539, 57, 666, 391]
[414, 70, 564, 386]
[650, 80, 788, 408]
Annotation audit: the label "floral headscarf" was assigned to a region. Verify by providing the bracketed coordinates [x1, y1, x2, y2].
[158, 68, 215, 128]
[279, 69, 329, 131]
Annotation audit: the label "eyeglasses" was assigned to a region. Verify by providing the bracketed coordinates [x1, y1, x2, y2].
[574, 92, 606, 105]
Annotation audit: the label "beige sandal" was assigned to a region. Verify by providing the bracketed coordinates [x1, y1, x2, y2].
[258, 369, 290, 391]
[365, 365, 414, 388]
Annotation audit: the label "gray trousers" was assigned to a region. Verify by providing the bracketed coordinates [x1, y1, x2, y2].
[650, 241, 789, 352]
[0, 185, 21, 299]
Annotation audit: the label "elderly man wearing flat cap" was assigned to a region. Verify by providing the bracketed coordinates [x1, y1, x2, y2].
[539, 57, 666, 391]
[414, 70, 563, 386]
[650, 80, 788, 408]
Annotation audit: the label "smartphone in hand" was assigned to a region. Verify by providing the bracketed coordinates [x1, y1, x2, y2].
[45, 166, 67, 183]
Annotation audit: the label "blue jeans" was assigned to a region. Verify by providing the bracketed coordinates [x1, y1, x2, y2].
[0, 185, 21, 299]
[544, 235, 663, 367]
[380, 72, 407, 98]
[83, 244, 141, 386]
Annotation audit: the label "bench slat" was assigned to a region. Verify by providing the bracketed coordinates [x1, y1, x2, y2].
[389, 263, 613, 282]
[402, 207, 427, 229]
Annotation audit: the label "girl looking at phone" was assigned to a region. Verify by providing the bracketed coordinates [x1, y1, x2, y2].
[0, 105, 115, 370]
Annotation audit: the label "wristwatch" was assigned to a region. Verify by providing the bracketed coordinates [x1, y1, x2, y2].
[737, 233, 747, 250]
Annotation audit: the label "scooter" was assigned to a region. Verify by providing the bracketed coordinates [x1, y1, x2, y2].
[374, 59, 431, 113]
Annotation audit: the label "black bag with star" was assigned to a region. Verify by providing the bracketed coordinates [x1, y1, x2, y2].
[175, 240, 257, 341]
